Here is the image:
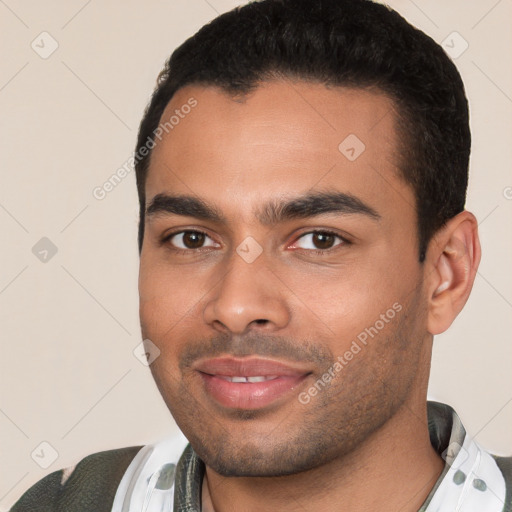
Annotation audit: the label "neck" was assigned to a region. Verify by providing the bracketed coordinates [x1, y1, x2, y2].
[201, 399, 444, 512]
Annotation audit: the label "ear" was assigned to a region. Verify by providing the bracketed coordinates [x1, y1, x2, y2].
[426, 211, 481, 335]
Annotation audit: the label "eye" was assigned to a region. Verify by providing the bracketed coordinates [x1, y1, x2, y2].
[164, 230, 219, 251]
[291, 230, 347, 252]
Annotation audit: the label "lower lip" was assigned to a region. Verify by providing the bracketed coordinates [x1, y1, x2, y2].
[199, 373, 308, 410]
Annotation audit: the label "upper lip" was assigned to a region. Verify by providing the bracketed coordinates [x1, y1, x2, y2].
[193, 356, 312, 377]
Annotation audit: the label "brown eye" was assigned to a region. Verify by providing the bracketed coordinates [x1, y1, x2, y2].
[293, 231, 345, 251]
[182, 231, 205, 248]
[166, 231, 218, 250]
[311, 232, 336, 249]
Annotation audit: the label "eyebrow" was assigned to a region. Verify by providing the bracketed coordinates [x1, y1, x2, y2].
[145, 191, 381, 225]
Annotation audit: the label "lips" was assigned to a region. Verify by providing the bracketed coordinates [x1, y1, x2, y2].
[193, 357, 311, 410]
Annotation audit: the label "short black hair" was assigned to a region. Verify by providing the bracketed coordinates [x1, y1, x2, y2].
[135, 0, 470, 262]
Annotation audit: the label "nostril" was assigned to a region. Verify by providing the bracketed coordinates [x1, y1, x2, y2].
[254, 319, 268, 324]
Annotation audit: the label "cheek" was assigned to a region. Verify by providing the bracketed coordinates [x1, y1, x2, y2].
[138, 267, 187, 379]
[139, 259, 197, 328]
[139, 259, 180, 341]
[293, 260, 414, 353]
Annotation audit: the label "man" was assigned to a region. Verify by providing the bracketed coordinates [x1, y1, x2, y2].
[10, 0, 511, 510]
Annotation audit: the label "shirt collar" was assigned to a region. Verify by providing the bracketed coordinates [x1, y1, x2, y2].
[112, 401, 506, 511]
[419, 401, 506, 511]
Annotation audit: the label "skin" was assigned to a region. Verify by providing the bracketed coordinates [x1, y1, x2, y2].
[138, 80, 481, 511]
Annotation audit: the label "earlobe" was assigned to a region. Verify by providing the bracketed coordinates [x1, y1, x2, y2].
[426, 212, 481, 335]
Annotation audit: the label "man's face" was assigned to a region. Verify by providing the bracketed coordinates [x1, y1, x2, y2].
[139, 81, 430, 476]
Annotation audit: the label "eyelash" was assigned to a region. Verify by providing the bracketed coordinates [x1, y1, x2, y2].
[161, 229, 351, 256]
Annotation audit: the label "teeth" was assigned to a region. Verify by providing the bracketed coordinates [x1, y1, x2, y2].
[222, 376, 279, 383]
[247, 376, 268, 383]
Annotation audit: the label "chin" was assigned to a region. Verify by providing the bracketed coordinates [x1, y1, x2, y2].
[187, 427, 341, 478]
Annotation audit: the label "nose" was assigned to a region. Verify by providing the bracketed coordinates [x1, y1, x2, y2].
[202, 249, 291, 334]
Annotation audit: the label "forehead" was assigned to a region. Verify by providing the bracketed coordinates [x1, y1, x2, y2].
[145, 80, 414, 225]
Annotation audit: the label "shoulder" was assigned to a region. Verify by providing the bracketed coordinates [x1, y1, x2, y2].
[494, 455, 512, 511]
[10, 445, 144, 512]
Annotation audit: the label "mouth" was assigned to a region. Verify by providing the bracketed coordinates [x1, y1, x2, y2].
[216, 375, 280, 383]
[193, 356, 312, 410]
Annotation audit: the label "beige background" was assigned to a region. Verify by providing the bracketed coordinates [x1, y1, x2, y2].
[1, 0, 511, 509]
